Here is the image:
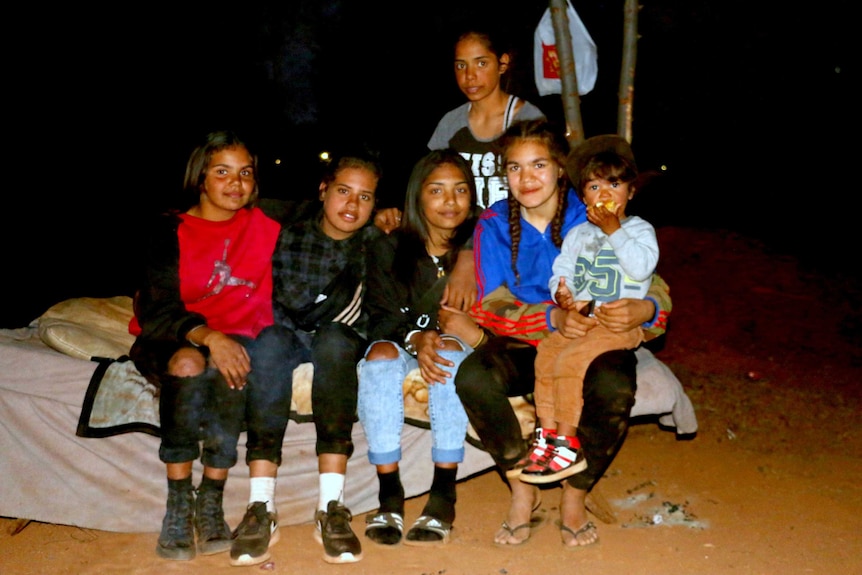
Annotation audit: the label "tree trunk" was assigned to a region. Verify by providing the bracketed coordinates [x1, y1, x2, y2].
[549, 0, 584, 147]
[617, 0, 639, 142]
[549, 0, 640, 144]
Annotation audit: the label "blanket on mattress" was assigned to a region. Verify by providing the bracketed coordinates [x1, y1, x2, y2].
[74, 357, 456, 438]
[45, 295, 694, 439]
[74, 339, 696, 443]
[75, 355, 542, 445]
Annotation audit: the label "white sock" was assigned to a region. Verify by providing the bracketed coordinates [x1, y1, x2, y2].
[249, 477, 277, 513]
[318, 473, 345, 512]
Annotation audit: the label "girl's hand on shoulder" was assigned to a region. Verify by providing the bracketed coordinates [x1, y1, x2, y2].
[594, 298, 654, 333]
[204, 332, 251, 390]
[415, 330, 453, 386]
[374, 207, 402, 235]
[441, 249, 477, 311]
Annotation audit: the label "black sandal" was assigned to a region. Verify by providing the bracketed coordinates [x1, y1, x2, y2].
[364, 511, 403, 546]
[493, 499, 545, 547]
[403, 515, 452, 547]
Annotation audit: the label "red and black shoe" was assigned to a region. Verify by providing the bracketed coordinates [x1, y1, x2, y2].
[506, 427, 557, 479]
[518, 435, 588, 484]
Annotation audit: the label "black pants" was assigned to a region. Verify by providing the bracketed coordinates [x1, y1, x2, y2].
[454, 336, 637, 491]
[145, 325, 295, 468]
[281, 322, 366, 459]
[311, 322, 366, 458]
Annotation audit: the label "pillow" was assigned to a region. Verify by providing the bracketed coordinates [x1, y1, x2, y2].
[37, 296, 136, 360]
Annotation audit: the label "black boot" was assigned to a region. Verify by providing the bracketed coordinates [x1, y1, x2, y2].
[195, 477, 231, 555]
[156, 478, 196, 560]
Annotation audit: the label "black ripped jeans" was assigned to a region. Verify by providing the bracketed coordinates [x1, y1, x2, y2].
[145, 324, 295, 469]
[454, 335, 637, 491]
[153, 321, 365, 467]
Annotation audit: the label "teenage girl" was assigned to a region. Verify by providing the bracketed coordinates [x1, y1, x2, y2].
[428, 24, 545, 210]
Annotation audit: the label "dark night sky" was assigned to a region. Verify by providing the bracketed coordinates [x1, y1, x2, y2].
[4, 1, 854, 328]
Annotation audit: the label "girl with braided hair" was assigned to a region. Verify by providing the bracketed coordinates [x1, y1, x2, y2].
[448, 119, 671, 548]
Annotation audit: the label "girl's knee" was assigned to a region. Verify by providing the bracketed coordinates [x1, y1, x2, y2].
[440, 337, 467, 352]
[365, 341, 400, 361]
[167, 348, 206, 377]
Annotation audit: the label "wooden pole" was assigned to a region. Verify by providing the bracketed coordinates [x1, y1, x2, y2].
[617, 0, 639, 142]
[549, 0, 584, 147]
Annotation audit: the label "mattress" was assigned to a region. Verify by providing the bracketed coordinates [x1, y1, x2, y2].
[0, 327, 495, 532]
[0, 316, 696, 533]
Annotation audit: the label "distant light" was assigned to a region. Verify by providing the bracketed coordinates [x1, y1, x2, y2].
[274, 158, 282, 165]
[319, 150, 330, 162]
[660, 164, 668, 171]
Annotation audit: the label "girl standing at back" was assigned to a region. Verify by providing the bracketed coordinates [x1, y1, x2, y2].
[428, 24, 545, 210]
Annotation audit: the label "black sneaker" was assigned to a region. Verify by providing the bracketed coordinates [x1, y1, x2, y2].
[194, 485, 231, 555]
[229, 502, 280, 566]
[314, 500, 363, 564]
[156, 487, 195, 561]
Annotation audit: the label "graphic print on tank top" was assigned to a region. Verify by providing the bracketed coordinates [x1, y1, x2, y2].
[447, 95, 521, 209]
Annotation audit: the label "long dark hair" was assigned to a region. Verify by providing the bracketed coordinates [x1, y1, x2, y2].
[496, 119, 570, 284]
[393, 149, 478, 283]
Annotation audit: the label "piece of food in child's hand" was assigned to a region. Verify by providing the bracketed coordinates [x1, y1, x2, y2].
[595, 200, 617, 211]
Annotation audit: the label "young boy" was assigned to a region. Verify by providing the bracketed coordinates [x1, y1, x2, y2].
[521, 134, 659, 484]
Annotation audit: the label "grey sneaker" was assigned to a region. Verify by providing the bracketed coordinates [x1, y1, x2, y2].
[314, 500, 363, 564]
[194, 484, 231, 555]
[156, 486, 195, 561]
[229, 502, 280, 566]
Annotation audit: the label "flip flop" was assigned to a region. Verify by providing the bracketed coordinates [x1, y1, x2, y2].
[493, 501, 546, 547]
[364, 511, 404, 546]
[560, 520, 599, 549]
[403, 515, 452, 547]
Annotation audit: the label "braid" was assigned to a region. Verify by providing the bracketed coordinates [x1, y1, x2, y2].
[550, 185, 568, 248]
[496, 118, 571, 282]
[508, 194, 522, 284]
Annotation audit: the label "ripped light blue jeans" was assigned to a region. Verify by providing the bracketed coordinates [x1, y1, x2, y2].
[357, 337, 471, 466]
